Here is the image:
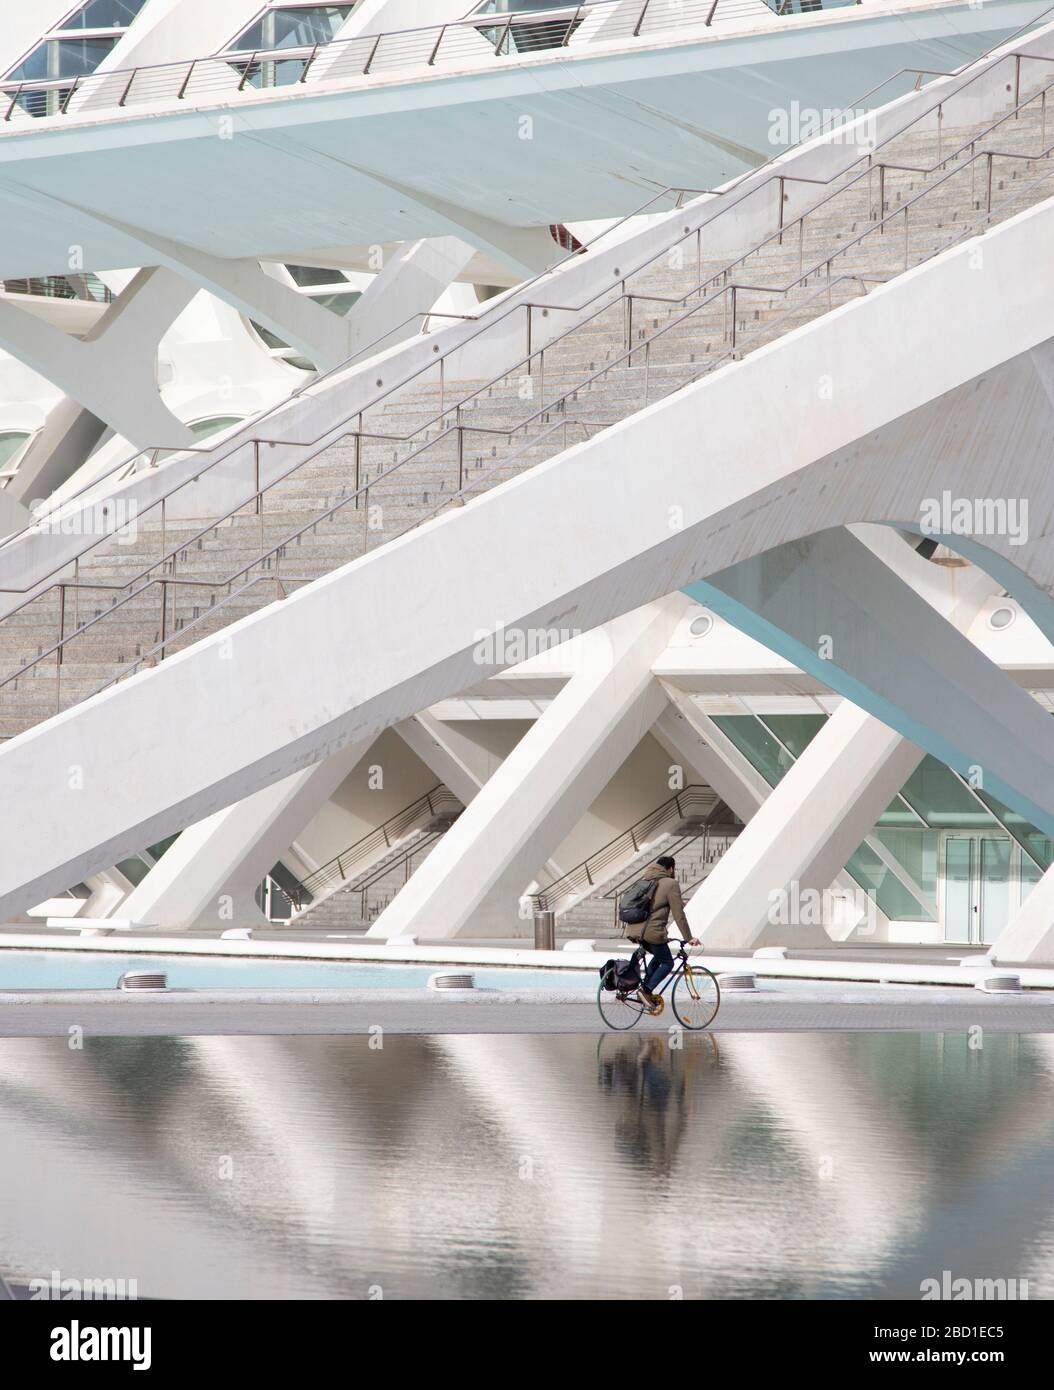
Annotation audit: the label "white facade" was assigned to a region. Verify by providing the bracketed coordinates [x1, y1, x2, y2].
[2, 0, 1054, 963]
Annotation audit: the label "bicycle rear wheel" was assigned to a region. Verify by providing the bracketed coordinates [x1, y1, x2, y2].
[671, 965, 720, 1030]
[597, 984, 645, 1030]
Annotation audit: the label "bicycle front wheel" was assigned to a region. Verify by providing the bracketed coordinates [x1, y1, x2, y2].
[671, 965, 720, 1030]
[597, 984, 645, 1030]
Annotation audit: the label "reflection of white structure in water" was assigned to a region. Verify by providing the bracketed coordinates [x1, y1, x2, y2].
[1, 1032, 1053, 1298]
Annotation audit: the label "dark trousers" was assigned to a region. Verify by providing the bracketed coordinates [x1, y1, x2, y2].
[639, 940, 674, 994]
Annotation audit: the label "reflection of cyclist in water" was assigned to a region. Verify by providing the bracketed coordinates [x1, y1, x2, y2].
[628, 857, 699, 1012]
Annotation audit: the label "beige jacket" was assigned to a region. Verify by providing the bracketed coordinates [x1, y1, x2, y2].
[636, 862, 690, 945]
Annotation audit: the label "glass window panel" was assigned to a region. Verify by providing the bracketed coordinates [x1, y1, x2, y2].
[846, 841, 935, 922]
[710, 715, 794, 787]
[286, 264, 349, 287]
[876, 793, 921, 827]
[897, 756, 992, 828]
[60, 0, 150, 30]
[146, 833, 180, 860]
[10, 37, 118, 81]
[311, 290, 362, 316]
[188, 416, 243, 439]
[230, 6, 355, 52]
[980, 838, 1012, 945]
[116, 856, 151, 886]
[875, 828, 938, 904]
[970, 787, 1054, 872]
[761, 714, 825, 760]
[1017, 842, 1054, 911]
[0, 431, 31, 469]
[474, 0, 598, 12]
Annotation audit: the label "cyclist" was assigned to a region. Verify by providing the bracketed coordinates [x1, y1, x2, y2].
[631, 856, 699, 1011]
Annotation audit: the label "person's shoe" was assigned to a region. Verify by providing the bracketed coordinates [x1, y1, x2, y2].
[638, 987, 661, 1013]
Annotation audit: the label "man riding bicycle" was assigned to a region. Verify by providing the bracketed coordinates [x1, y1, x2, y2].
[629, 856, 699, 1011]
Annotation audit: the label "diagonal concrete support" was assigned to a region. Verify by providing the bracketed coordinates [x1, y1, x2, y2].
[683, 527, 1049, 838]
[654, 679, 888, 939]
[368, 598, 686, 940]
[394, 711, 494, 806]
[120, 737, 375, 930]
[686, 701, 923, 949]
[341, 236, 479, 353]
[0, 266, 197, 460]
[653, 685, 770, 822]
[990, 868, 1054, 965]
[683, 529, 1000, 948]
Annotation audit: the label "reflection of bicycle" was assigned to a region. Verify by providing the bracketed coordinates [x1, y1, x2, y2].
[597, 942, 720, 1032]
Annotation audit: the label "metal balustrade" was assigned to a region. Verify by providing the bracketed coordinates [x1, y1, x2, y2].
[0, 0, 861, 126]
[529, 785, 723, 912]
[286, 785, 463, 910]
[2, 24, 1054, 734]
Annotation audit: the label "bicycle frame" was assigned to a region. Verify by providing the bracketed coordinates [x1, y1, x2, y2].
[631, 941, 696, 999]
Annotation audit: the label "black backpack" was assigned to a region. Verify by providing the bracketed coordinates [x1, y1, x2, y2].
[618, 876, 659, 925]
[598, 957, 643, 993]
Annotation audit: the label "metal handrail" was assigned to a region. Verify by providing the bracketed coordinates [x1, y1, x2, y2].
[6, 120, 1054, 719]
[3, 7, 1042, 579]
[11, 5, 1051, 566]
[598, 822, 741, 901]
[0, 0, 857, 124]
[1, 416, 597, 707]
[348, 831, 443, 922]
[293, 785, 462, 904]
[531, 785, 720, 909]
[4, 99, 1053, 715]
[2, 25, 1053, 715]
[0, 180, 702, 577]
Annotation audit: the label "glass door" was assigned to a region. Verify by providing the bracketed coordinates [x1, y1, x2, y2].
[941, 834, 1012, 945]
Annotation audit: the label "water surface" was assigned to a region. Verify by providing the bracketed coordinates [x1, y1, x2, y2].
[1, 1032, 1051, 1299]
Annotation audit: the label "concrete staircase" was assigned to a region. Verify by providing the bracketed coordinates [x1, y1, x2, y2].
[290, 831, 441, 932]
[4, 87, 1054, 742]
[558, 830, 740, 938]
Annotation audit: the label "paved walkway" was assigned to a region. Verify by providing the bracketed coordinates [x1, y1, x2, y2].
[2, 985, 1053, 1036]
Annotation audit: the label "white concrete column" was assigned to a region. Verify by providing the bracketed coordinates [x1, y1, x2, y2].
[684, 529, 1001, 948]
[687, 701, 924, 949]
[0, 267, 197, 453]
[990, 867, 1054, 964]
[394, 711, 494, 805]
[653, 683, 770, 822]
[346, 236, 478, 356]
[120, 738, 375, 929]
[654, 680, 890, 941]
[368, 597, 686, 940]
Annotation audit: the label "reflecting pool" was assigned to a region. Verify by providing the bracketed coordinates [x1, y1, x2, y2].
[1, 1032, 1052, 1299]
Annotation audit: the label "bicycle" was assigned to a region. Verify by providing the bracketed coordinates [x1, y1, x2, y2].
[597, 941, 720, 1032]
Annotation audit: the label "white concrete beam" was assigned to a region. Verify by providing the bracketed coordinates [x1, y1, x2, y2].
[990, 867, 1054, 965]
[7, 204, 1054, 918]
[684, 526, 1054, 840]
[120, 738, 374, 929]
[653, 684, 770, 821]
[394, 711, 494, 805]
[367, 598, 685, 939]
[0, 266, 197, 455]
[686, 701, 923, 948]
